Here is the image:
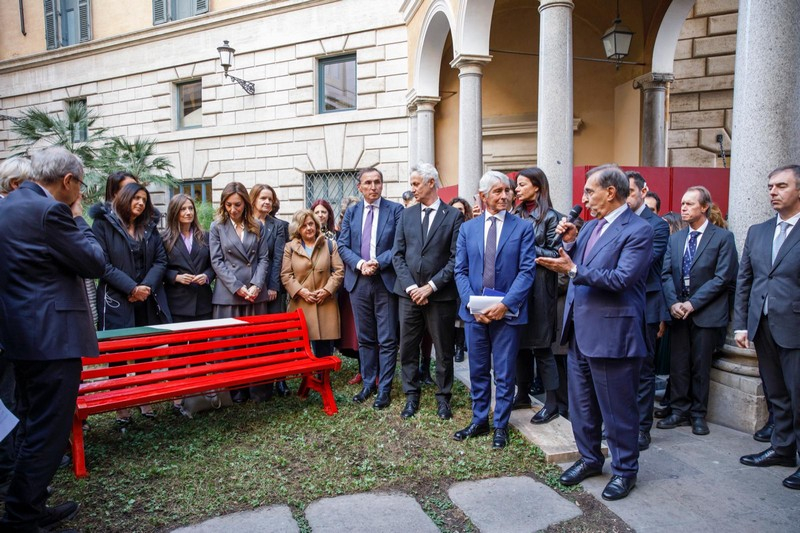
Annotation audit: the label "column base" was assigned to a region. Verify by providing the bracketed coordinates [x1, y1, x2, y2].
[708, 367, 768, 434]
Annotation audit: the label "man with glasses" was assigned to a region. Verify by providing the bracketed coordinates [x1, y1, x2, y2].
[0, 146, 105, 532]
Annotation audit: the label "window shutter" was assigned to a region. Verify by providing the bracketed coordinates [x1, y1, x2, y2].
[193, 0, 208, 16]
[44, 0, 58, 50]
[153, 0, 168, 25]
[78, 0, 91, 43]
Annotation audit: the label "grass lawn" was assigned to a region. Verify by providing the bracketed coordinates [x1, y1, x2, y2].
[50, 357, 629, 532]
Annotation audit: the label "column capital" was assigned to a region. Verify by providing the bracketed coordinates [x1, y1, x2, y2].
[450, 54, 492, 74]
[538, 0, 574, 13]
[633, 72, 674, 91]
[410, 96, 440, 112]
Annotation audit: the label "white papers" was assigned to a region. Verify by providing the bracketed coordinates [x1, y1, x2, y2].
[467, 295, 519, 317]
[0, 400, 18, 441]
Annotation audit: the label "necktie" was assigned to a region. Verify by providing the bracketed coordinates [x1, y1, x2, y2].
[422, 207, 433, 240]
[681, 230, 700, 296]
[772, 221, 789, 264]
[360, 205, 374, 260]
[582, 218, 608, 261]
[483, 216, 497, 289]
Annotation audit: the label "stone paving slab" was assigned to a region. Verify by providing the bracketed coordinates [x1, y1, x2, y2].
[454, 357, 608, 463]
[304, 492, 439, 533]
[448, 476, 582, 533]
[171, 504, 298, 533]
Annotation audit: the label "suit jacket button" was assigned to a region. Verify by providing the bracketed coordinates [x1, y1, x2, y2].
[247, 263, 251, 267]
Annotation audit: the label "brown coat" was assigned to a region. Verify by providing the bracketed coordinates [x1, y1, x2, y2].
[281, 234, 344, 340]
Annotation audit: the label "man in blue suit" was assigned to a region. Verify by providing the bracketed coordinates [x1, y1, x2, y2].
[538, 164, 653, 501]
[0, 147, 106, 531]
[626, 171, 670, 451]
[338, 167, 403, 409]
[454, 171, 536, 449]
[736, 165, 800, 490]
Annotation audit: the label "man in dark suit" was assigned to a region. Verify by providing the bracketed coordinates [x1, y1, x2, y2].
[392, 163, 463, 420]
[454, 171, 536, 449]
[659, 186, 738, 436]
[338, 167, 403, 409]
[0, 147, 106, 532]
[626, 171, 670, 451]
[736, 165, 800, 490]
[538, 164, 653, 501]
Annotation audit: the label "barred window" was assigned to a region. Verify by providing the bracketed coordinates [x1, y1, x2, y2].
[305, 171, 360, 221]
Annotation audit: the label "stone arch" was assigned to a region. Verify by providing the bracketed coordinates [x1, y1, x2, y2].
[652, 0, 695, 73]
[457, 0, 495, 56]
[414, 0, 456, 97]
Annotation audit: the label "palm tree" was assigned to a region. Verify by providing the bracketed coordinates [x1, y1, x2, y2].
[91, 136, 177, 190]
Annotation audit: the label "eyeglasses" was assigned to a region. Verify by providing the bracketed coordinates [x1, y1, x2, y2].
[73, 175, 88, 193]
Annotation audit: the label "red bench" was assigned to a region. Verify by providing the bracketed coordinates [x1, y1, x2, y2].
[71, 310, 340, 478]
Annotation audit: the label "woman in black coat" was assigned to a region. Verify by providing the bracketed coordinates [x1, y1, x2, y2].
[512, 167, 562, 423]
[93, 182, 172, 423]
[161, 194, 214, 323]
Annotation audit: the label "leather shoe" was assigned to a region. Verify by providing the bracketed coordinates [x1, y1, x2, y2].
[454, 345, 465, 363]
[453, 422, 491, 441]
[692, 417, 710, 435]
[39, 501, 79, 529]
[352, 387, 376, 404]
[783, 467, 800, 490]
[638, 431, 651, 451]
[753, 422, 774, 443]
[740, 447, 797, 467]
[372, 391, 391, 410]
[512, 392, 532, 410]
[653, 406, 672, 419]
[347, 372, 363, 385]
[492, 428, 508, 449]
[400, 398, 419, 419]
[231, 389, 249, 404]
[559, 459, 603, 486]
[656, 413, 690, 429]
[436, 399, 452, 420]
[602, 475, 636, 501]
[275, 380, 291, 397]
[531, 406, 559, 424]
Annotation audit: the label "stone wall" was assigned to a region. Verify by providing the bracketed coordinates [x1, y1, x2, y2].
[0, 1, 410, 217]
[668, 0, 737, 167]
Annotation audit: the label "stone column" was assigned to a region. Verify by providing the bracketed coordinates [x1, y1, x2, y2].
[414, 97, 439, 167]
[729, 0, 800, 248]
[712, 0, 800, 434]
[451, 54, 491, 199]
[407, 103, 418, 169]
[633, 72, 673, 167]
[537, 0, 574, 212]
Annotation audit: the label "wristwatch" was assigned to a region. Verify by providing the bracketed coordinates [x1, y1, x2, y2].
[567, 265, 577, 279]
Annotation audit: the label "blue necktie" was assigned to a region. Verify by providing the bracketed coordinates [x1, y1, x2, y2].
[483, 216, 497, 289]
[582, 218, 608, 261]
[360, 205, 374, 260]
[681, 231, 700, 296]
[765, 221, 790, 314]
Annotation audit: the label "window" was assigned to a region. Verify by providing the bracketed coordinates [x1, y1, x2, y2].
[173, 179, 212, 204]
[306, 171, 360, 218]
[176, 80, 202, 129]
[66, 99, 88, 142]
[44, 0, 92, 50]
[318, 54, 356, 113]
[153, 0, 208, 25]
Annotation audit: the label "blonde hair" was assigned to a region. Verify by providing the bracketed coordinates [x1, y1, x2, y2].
[288, 209, 321, 241]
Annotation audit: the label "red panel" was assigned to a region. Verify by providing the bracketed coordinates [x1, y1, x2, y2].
[670, 167, 730, 217]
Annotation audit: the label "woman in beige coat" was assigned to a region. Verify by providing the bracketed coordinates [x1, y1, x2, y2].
[281, 209, 345, 357]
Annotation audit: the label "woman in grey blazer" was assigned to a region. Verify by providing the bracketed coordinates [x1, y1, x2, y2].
[209, 182, 271, 402]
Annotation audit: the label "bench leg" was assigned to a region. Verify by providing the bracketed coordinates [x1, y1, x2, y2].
[319, 371, 338, 416]
[297, 376, 311, 399]
[71, 413, 88, 478]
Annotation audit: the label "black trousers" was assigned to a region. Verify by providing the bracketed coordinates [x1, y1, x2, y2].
[669, 319, 719, 418]
[754, 314, 800, 458]
[637, 323, 660, 432]
[398, 297, 456, 401]
[0, 357, 17, 487]
[1, 359, 82, 532]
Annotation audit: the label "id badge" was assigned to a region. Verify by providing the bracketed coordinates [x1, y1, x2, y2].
[682, 276, 691, 294]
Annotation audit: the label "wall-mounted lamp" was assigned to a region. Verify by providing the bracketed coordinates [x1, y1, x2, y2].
[601, 0, 634, 69]
[217, 40, 255, 95]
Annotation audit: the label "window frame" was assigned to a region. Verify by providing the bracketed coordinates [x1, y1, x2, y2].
[65, 98, 89, 143]
[44, 0, 92, 50]
[317, 54, 357, 115]
[175, 79, 203, 131]
[172, 179, 212, 204]
[153, 0, 209, 25]
[305, 170, 360, 218]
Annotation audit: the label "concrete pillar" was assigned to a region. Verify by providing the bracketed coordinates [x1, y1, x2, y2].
[451, 54, 491, 199]
[633, 72, 673, 167]
[414, 97, 439, 166]
[712, 0, 800, 434]
[407, 103, 418, 169]
[728, 0, 800, 250]
[537, 0, 574, 213]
